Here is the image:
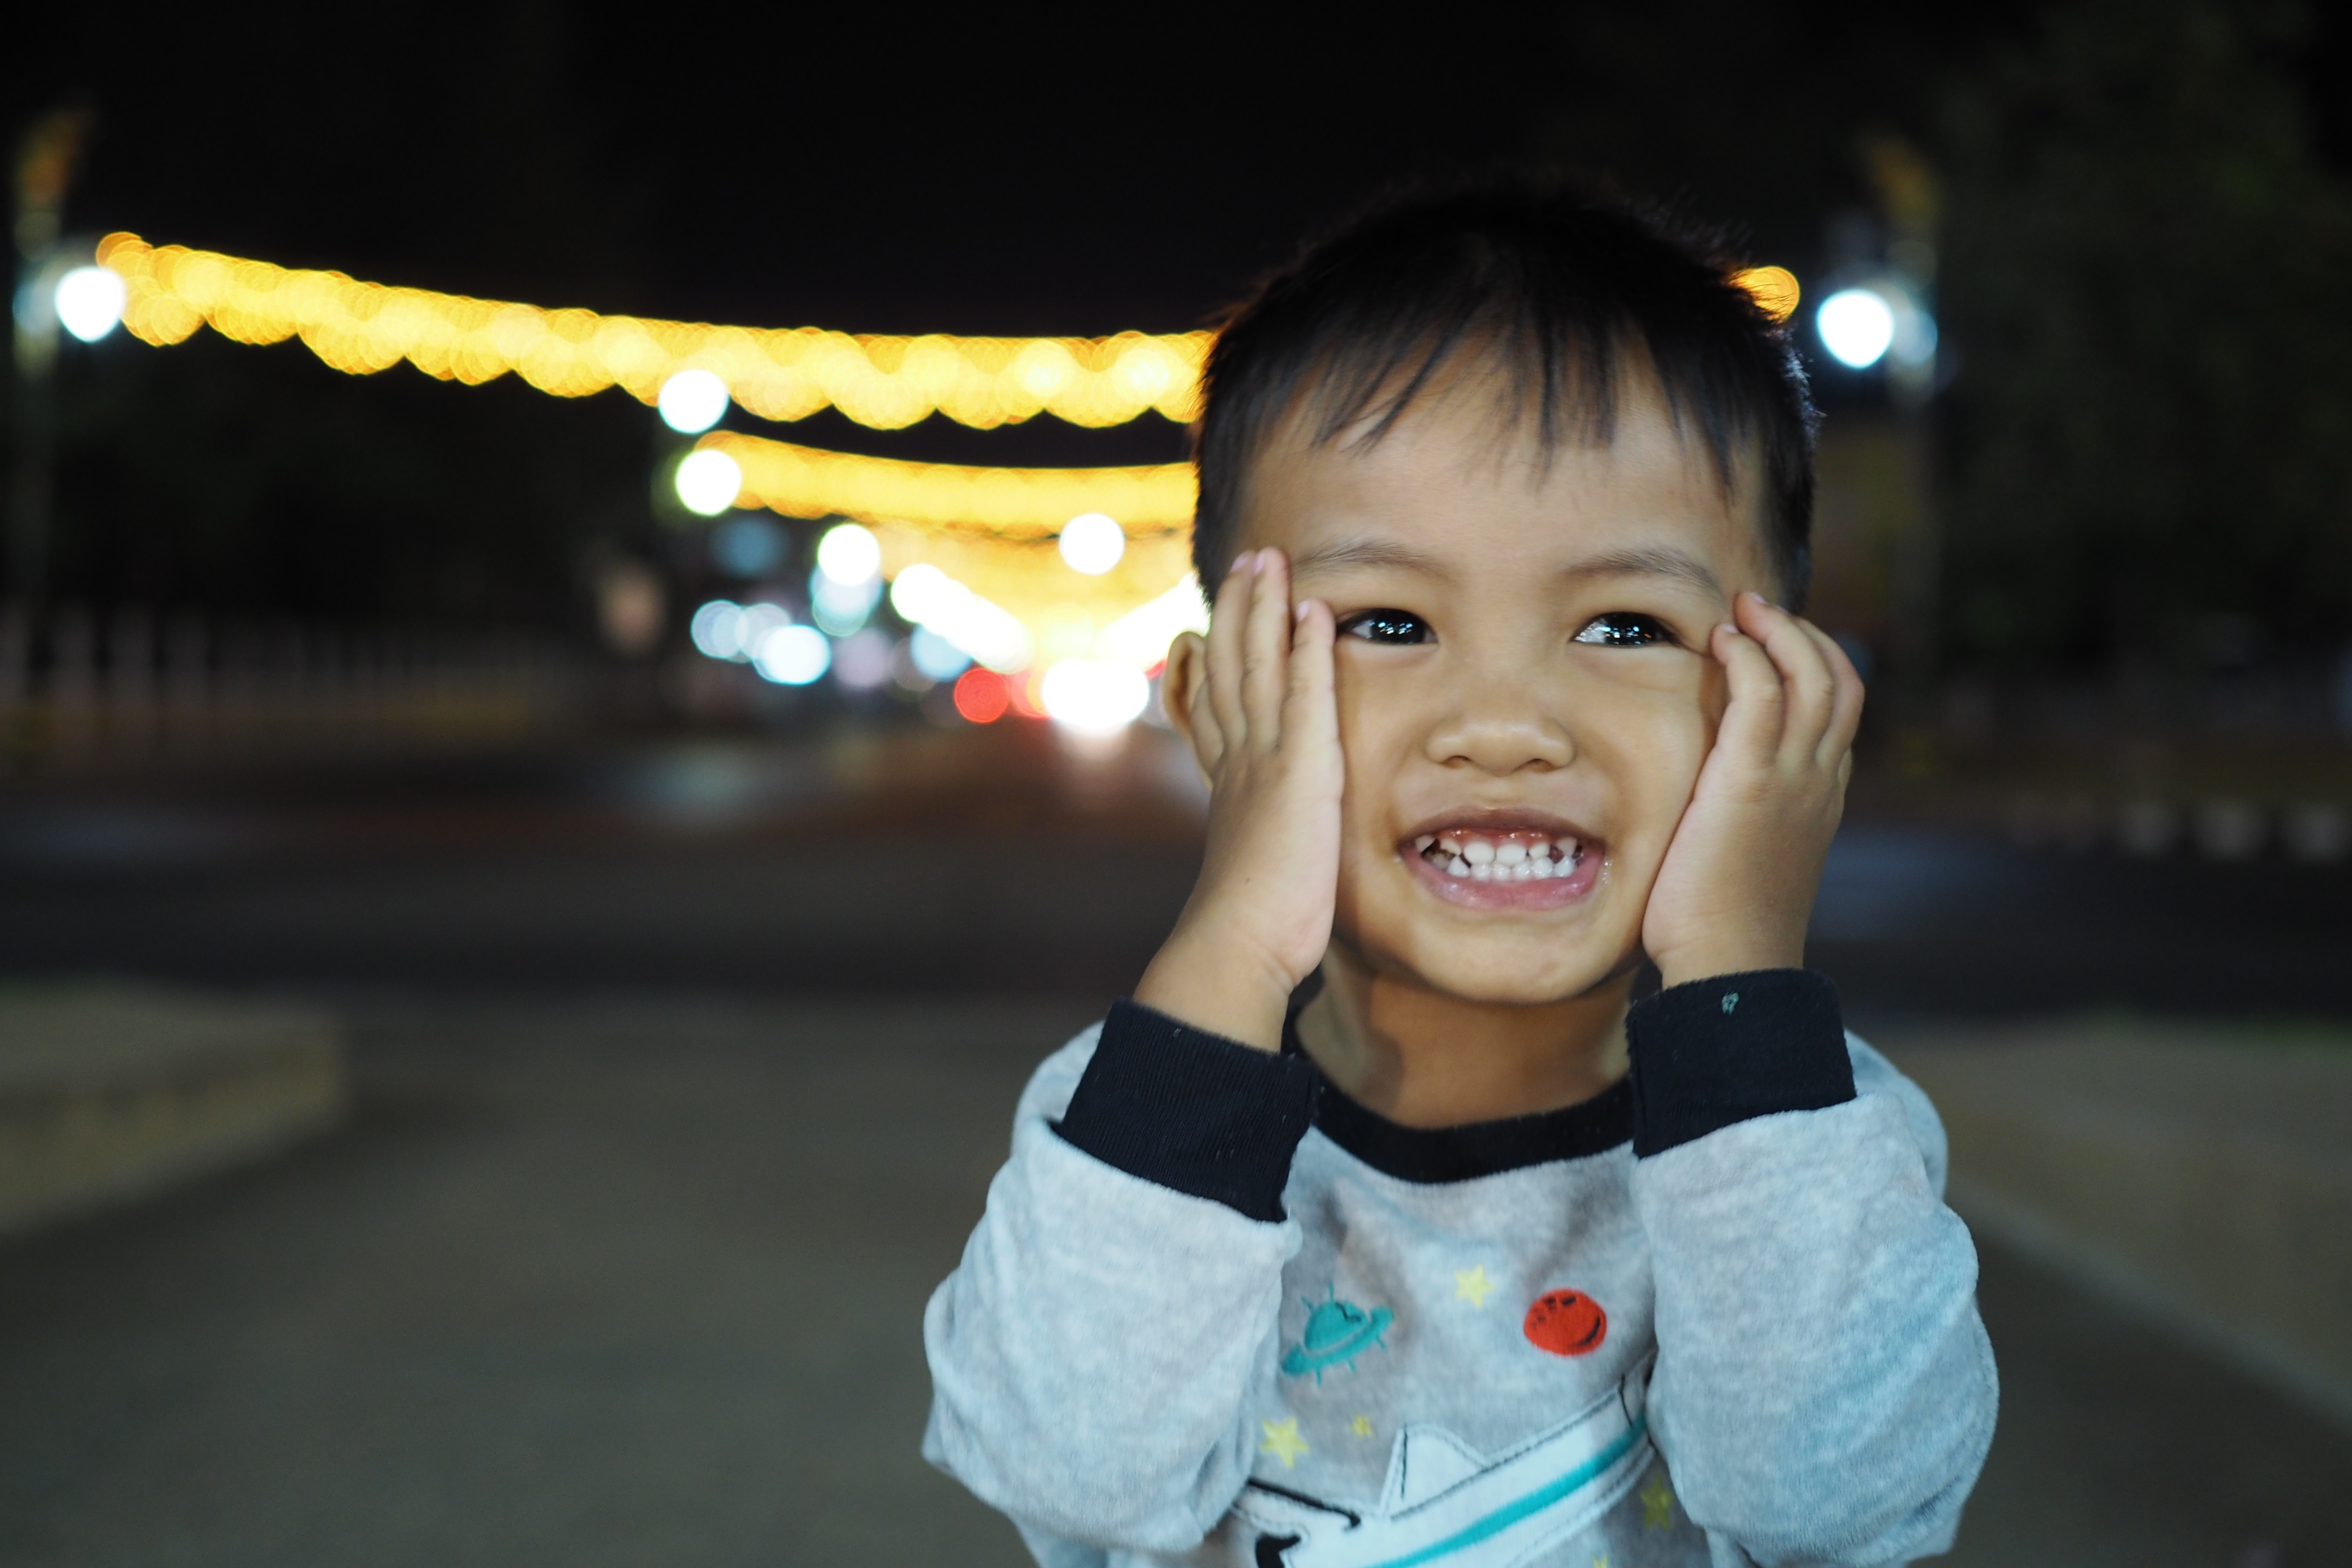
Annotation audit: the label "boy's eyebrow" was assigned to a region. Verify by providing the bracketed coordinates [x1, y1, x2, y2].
[1288, 537, 1454, 578]
[1560, 546, 1724, 599]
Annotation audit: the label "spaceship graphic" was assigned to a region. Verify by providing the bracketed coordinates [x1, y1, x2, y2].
[1238, 1361, 1656, 1568]
[1281, 1289, 1395, 1384]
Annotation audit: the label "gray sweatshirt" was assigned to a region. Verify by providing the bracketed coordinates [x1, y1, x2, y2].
[924, 970, 1996, 1567]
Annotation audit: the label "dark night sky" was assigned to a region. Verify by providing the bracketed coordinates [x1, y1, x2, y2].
[7, 0, 2346, 625]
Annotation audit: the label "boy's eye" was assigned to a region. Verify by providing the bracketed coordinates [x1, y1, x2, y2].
[1338, 609, 1432, 646]
[1572, 612, 1677, 649]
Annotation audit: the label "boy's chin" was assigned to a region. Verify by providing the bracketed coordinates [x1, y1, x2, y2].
[1376, 931, 1636, 1009]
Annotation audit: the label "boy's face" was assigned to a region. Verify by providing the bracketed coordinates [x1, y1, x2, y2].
[1228, 377, 1776, 1007]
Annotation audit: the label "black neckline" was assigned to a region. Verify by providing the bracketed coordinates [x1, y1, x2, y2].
[1280, 980, 1636, 1184]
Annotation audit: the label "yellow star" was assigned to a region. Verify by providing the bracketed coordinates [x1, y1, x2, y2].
[1594, 1557, 1611, 1568]
[1259, 1417, 1310, 1469]
[1454, 1265, 1495, 1308]
[1349, 1414, 1375, 1438]
[1640, 1472, 1676, 1529]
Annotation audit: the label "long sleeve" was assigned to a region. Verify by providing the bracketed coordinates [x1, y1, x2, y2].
[1627, 971, 1997, 1566]
[922, 1006, 1318, 1554]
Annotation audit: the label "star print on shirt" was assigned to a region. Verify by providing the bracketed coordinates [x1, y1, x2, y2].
[1259, 1417, 1310, 1469]
[1454, 1265, 1494, 1308]
[1640, 1472, 1677, 1529]
[1349, 1414, 1375, 1438]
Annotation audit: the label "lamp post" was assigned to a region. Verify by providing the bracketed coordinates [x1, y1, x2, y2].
[10, 108, 95, 611]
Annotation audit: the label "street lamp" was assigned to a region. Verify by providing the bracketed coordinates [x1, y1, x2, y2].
[53, 264, 125, 343]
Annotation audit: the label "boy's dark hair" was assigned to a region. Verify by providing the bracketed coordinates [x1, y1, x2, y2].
[1192, 179, 1819, 606]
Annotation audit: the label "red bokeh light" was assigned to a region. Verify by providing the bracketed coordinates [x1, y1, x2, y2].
[953, 668, 1009, 723]
[1006, 670, 1047, 720]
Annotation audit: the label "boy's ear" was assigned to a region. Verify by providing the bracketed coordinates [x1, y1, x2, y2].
[1160, 631, 1215, 782]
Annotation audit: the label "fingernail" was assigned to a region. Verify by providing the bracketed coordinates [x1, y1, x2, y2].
[1719, 622, 1739, 638]
[1743, 592, 1769, 607]
[1294, 601, 1310, 623]
[1232, 553, 1251, 574]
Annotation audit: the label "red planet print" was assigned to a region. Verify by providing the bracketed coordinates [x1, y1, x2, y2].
[1523, 1289, 1607, 1356]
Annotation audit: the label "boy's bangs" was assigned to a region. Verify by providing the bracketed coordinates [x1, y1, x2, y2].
[1193, 182, 1817, 605]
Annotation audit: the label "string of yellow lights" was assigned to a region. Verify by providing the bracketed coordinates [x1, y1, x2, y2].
[700, 430, 1193, 538]
[96, 233, 1209, 431]
[95, 236, 1799, 437]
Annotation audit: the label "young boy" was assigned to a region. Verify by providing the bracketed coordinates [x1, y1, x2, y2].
[924, 183, 1996, 1567]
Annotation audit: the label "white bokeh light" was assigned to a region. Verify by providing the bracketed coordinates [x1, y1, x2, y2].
[657, 369, 731, 434]
[753, 624, 831, 685]
[908, 626, 970, 681]
[1058, 513, 1126, 576]
[816, 522, 882, 585]
[675, 449, 743, 516]
[1040, 658, 1149, 735]
[55, 266, 128, 343]
[889, 564, 1034, 672]
[1817, 288, 1897, 370]
[689, 600, 745, 659]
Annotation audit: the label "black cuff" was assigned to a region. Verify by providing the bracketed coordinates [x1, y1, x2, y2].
[1054, 1000, 1318, 1222]
[1626, 970, 1855, 1157]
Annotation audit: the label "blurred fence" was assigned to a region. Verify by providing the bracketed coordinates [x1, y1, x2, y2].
[1862, 670, 2352, 865]
[0, 601, 594, 775]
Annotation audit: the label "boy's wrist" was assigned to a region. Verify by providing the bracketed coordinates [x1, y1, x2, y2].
[1653, 939, 1806, 991]
[1133, 925, 1297, 1054]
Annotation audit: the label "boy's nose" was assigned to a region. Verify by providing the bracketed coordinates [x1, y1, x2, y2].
[1423, 699, 1576, 776]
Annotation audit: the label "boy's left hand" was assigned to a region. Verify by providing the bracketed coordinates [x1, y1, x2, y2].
[1643, 593, 1865, 990]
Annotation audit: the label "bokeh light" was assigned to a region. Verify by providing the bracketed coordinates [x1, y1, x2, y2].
[1040, 659, 1149, 734]
[710, 518, 785, 577]
[1095, 575, 1209, 670]
[1730, 265, 1801, 323]
[690, 600, 746, 659]
[811, 570, 883, 637]
[1058, 512, 1126, 575]
[97, 233, 1208, 430]
[55, 265, 128, 342]
[831, 628, 893, 691]
[1818, 288, 1897, 369]
[952, 668, 1010, 723]
[889, 564, 1035, 672]
[908, 626, 970, 681]
[753, 624, 830, 685]
[657, 368, 731, 433]
[712, 431, 1191, 536]
[816, 523, 882, 585]
[676, 449, 744, 516]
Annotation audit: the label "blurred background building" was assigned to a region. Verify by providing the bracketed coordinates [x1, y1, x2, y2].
[2, 3, 2349, 1565]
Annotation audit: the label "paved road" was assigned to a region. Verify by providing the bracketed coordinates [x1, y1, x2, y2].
[3, 724, 2349, 1565]
[2, 722, 2347, 1016]
[4, 992, 2347, 1567]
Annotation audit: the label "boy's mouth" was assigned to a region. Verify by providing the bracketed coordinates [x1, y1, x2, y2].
[1397, 820, 1601, 910]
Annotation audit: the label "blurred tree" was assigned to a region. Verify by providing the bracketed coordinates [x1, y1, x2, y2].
[1935, 0, 2352, 668]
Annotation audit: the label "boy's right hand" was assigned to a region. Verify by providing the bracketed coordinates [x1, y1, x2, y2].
[1135, 549, 1341, 1052]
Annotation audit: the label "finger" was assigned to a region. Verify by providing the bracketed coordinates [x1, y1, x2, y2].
[1734, 593, 1839, 766]
[1206, 552, 1256, 747]
[1795, 620, 1867, 766]
[1709, 618, 1786, 766]
[1285, 598, 1338, 755]
[1241, 548, 1294, 750]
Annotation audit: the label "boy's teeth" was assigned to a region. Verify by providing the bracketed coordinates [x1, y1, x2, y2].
[1417, 829, 1585, 878]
